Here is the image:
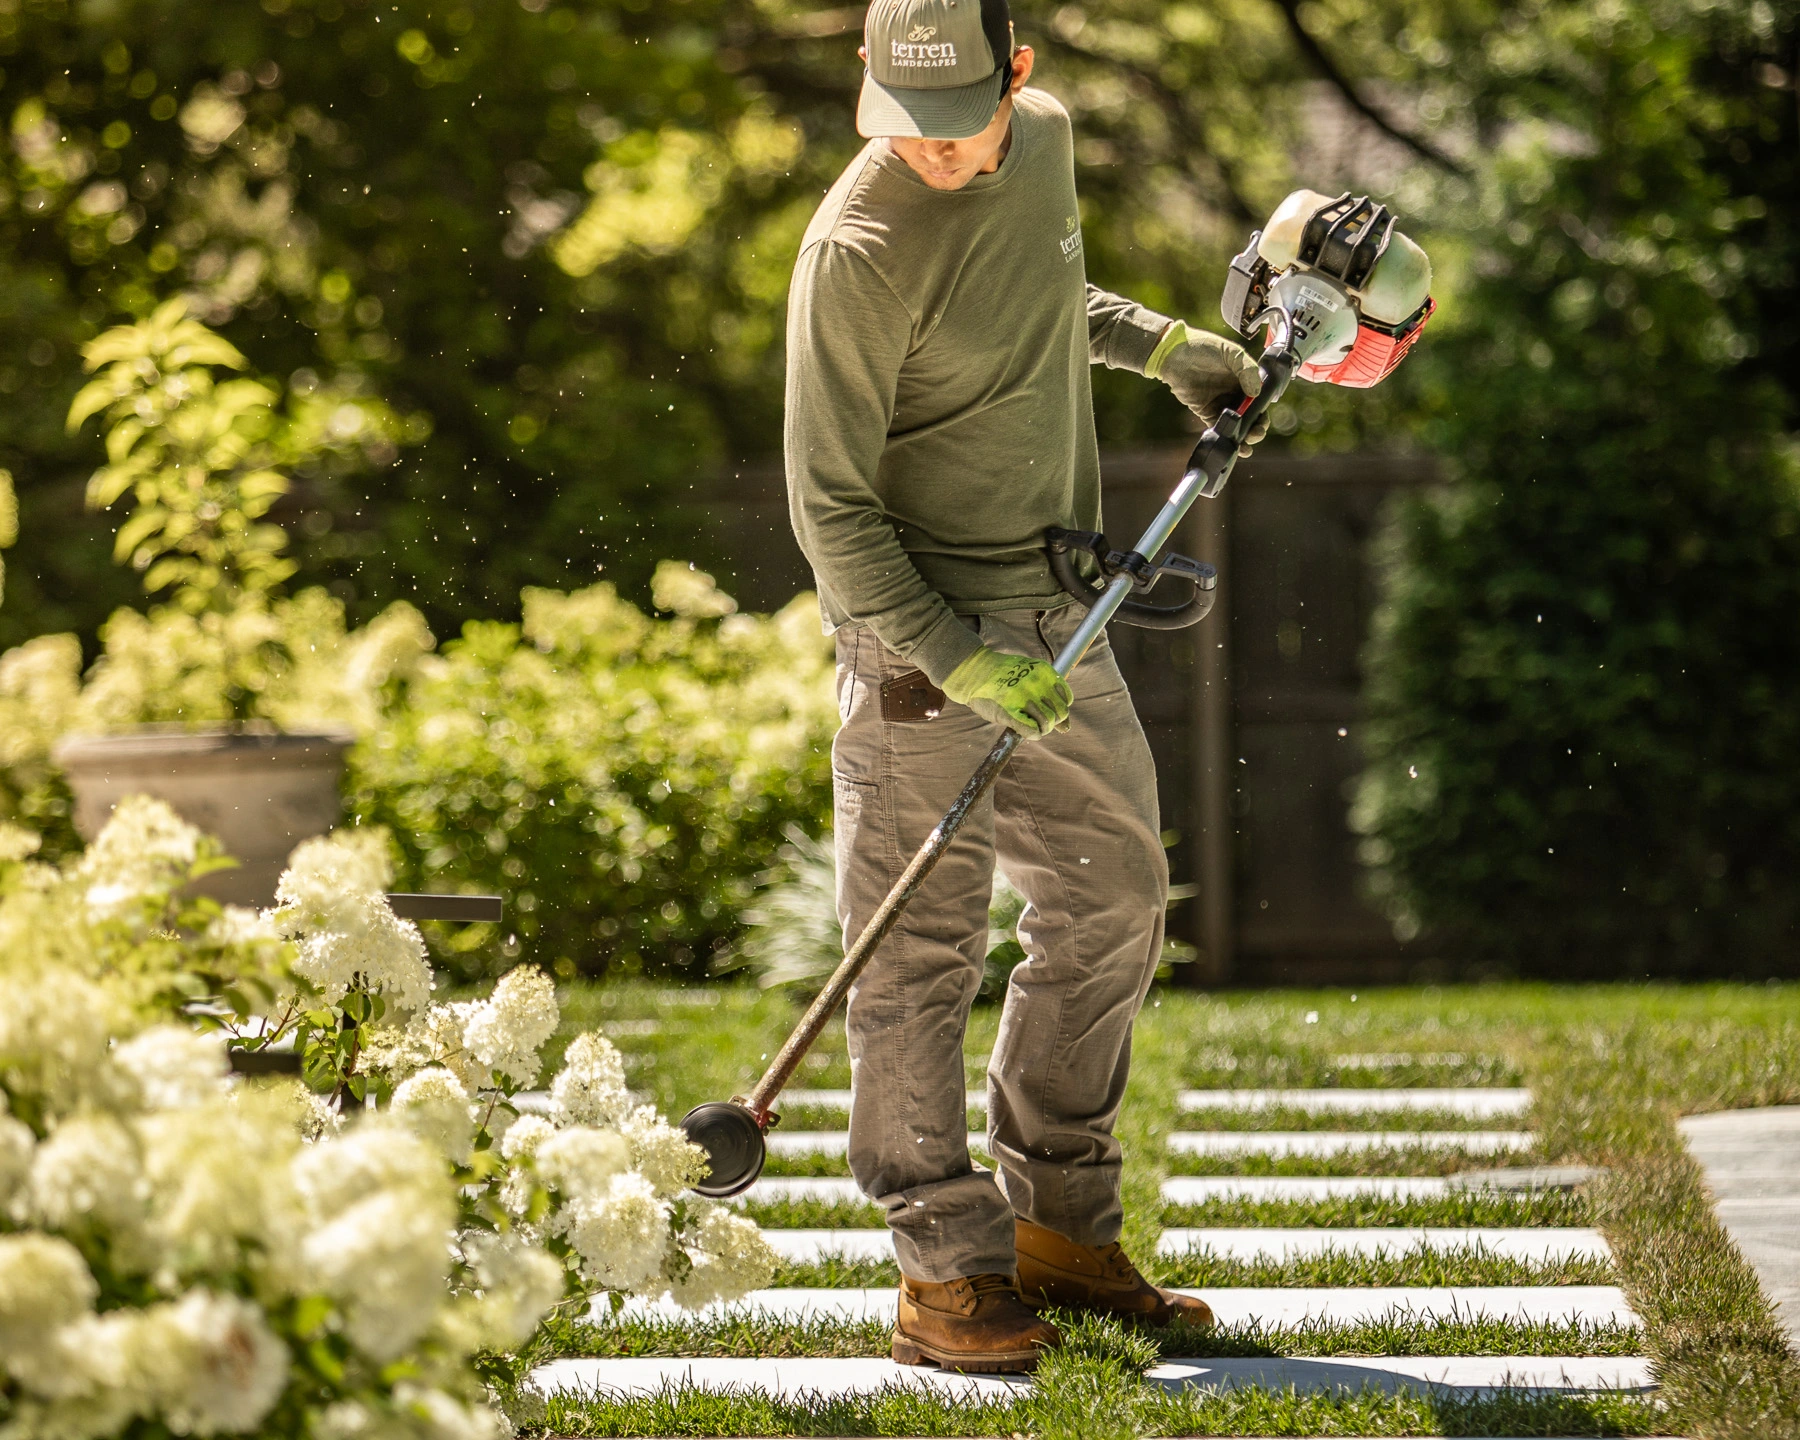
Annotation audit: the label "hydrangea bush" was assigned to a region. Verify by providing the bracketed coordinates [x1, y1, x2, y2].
[0, 798, 774, 1438]
[0, 565, 835, 978]
[0, 307, 837, 980]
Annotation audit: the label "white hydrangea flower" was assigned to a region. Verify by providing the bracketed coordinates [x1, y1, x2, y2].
[0, 1110, 34, 1207]
[456, 1232, 566, 1350]
[492, 1378, 548, 1433]
[316, 1401, 376, 1440]
[554, 1171, 670, 1292]
[0, 1234, 97, 1383]
[498, 1114, 554, 1163]
[0, 822, 41, 864]
[620, 1105, 707, 1199]
[393, 1383, 509, 1440]
[291, 1126, 443, 1223]
[29, 1114, 146, 1235]
[301, 1188, 455, 1362]
[137, 1289, 290, 1436]
[39, 1309, 146, 1423]
[362, 1000, 485, 1090]
[461, 966, 558, 1089]
[0, 969, 119, 1110]
[391, 1068, 474, 1162]
[204, 904, 286, 968]
[279, 829, 393, 902]
[270, 830, 430, 1015]
[113, 1025, 228, 1111]
[75, 795, 202, 917]
[547, 1032, 631, 1128]
[138, 1097, 297, 1275]
[664, 1201, 777, 1309]
[288, 1083, 344, 1142]
[482, 1103, 519, 1152]
[286, 892, 432, 1015]
[532, 1126, 629, 1202]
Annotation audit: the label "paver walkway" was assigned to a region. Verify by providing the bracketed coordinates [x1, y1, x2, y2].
[540, 1072, 1655, 1426]
[779, 1084, 1537, 1117]
[1167, 1128, 1532, 1157]
[1678, 1104, 1800, 1342]
[762, 1225, 1613, 1263]
[592, 1284, 1638, 1327]
[1177, 1087, 1533, 1117]
[1156, 1226, 1612, 1261]
[535, 1353, 1655, 1401]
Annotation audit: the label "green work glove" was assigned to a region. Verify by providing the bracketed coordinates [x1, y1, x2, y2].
[1145, 321, 1269, 455]
[942, 647, 1074, 740]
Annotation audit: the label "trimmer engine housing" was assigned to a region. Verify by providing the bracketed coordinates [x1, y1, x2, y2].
[1222, 190, 1435, 389]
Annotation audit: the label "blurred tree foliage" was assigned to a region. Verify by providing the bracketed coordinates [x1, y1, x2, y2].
[0, 0, 820, 648]
[0, 0, 1350, 653]
[1347, 0, 1800, 976]
[5, 0, 1797, 976]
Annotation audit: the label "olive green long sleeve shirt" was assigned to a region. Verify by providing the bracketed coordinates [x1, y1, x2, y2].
[783, 88, 1173, 685]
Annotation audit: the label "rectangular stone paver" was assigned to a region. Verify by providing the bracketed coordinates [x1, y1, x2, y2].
[531, 1354, 1654, 1402]
[1144, 1354, 1654, 1395]
[1155, 1227, 1611, 1262]
[781, 1089, 989, 1111]
[1167, 1130, 1533, 1157]
[763, 1087, 1534, 1118]
[761, 1226, 1612, 1265]
[747, 1174, 1480, 1206]
[594, 1285, 1637, 1328]
[734, 1177, 867, 1205]
[1178, 1087, 1532, 1118]
[532, 1355, 1022, 1403]
[1678, 1105, 1800, 1342]
[762, 1228, 894, 1262]
[1161, 1175, 1455, 1203]
[765, 1131, 990, 1157]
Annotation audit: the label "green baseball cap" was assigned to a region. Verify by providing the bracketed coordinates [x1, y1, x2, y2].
[857, 0, 1014, 141]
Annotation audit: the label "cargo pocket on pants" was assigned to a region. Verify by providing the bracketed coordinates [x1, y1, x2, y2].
[832, 773, 880, 906]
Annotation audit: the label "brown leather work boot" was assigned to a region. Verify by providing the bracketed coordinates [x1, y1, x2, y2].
[892, 1272, 1062, 1374]
[1014, 1217, 1215, 1328]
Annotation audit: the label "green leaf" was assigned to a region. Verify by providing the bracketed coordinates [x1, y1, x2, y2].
[289, 1292, 334, 1339]
[167, 333, 251, 371]
[304, 1337, 345, 1384]
[67, 376, 121, 431]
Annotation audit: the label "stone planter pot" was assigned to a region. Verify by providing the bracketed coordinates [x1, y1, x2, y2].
[53, 727, 355, 908]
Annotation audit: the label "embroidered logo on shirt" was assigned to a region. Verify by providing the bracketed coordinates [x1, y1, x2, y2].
[907, 24, 938, 41]
[1060, 214, 1083, 262]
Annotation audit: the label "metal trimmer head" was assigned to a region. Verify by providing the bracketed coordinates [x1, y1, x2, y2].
[679, 1100, 767, 1198]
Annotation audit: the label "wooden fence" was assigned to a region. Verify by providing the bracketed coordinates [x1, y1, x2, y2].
[702, 446, 1443, 985]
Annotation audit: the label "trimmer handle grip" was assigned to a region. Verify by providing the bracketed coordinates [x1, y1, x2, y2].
[1045, 528, 1215, 630]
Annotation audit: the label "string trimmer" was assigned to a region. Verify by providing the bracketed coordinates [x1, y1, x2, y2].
[680, 189, 1436, 1197]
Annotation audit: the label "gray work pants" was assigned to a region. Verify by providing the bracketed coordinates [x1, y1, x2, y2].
[831, 605, 1167, 1282]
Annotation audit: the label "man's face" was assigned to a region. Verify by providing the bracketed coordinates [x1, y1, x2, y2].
[889, 91, 1016, 191]
[868, 43, 1035, 192]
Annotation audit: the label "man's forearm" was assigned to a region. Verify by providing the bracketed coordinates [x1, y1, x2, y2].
[1087, 284, 1176, 374]
[791, 503, 983, 684]
[785, 240, 983, 685]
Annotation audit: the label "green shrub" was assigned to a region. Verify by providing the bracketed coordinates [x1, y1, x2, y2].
[1352, 5, 1800, 978]
[0, 566, 835, 980]
[347, 563, 835, 981]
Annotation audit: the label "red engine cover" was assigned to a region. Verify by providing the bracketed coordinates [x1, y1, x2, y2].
[1299, 297, 1436, 389]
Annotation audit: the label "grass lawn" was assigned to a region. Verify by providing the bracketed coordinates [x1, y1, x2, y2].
[524, 981, 1800, 1438]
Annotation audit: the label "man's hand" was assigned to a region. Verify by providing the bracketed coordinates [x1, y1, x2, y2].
[1147, 321, 1269, 456]
[942, 647, 1073, 740]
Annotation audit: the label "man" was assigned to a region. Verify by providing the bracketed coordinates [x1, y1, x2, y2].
[784, 0, 1264, 1374]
